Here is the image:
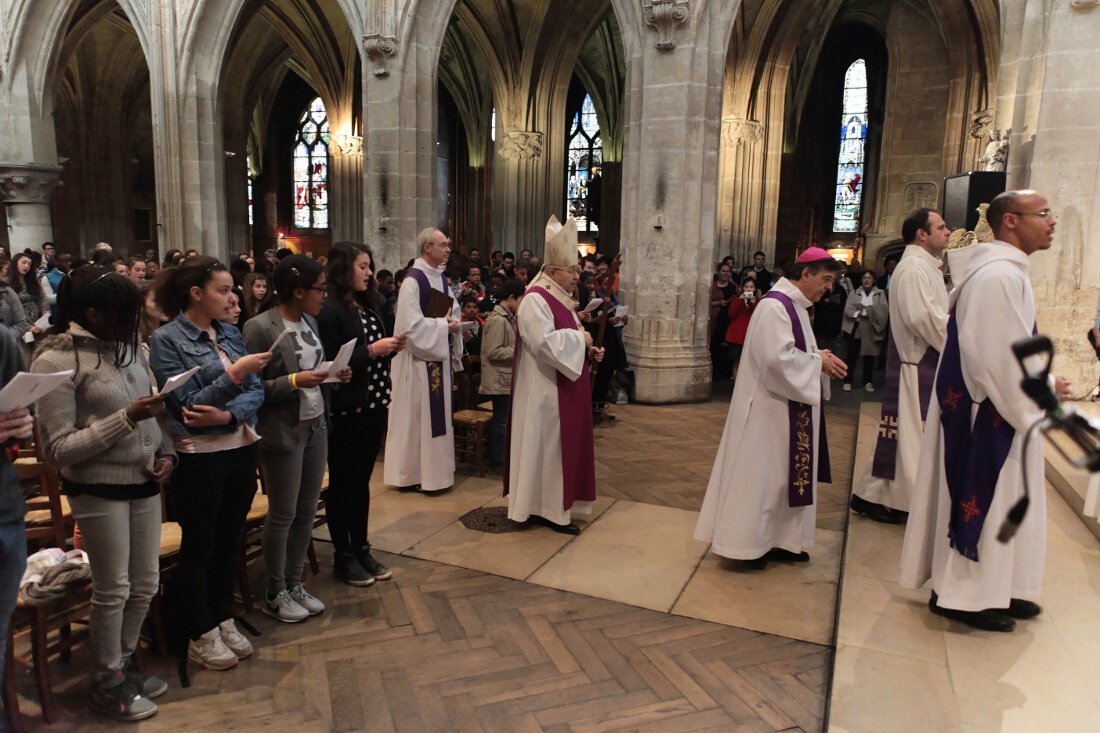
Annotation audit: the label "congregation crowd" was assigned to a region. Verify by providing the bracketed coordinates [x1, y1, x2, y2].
[0, 224, 634, 724]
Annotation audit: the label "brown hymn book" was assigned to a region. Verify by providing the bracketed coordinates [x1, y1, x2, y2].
[423, 288, 455, 319]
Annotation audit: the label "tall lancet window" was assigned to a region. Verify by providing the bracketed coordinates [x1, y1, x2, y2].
[833, 59, 868, 233]
[293, 97, 331, 230]
[566, 94, 602, 234]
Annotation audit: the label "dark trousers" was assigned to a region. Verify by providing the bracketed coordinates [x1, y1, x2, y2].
[592, 329, 627, 406]
[326, 408, 386, 556]
[844, 333, 876, 386]
[487, 394, 510, 468]
[167, 443, 258, 643]
[0, 517, 26, 685]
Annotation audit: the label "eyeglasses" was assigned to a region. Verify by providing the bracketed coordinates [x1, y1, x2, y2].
[308, 286, 328, 294]
[1010, 210, 1055, 220]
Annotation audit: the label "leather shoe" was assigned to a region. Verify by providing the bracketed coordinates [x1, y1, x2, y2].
[929, 593, 1016, 632]
[850, 495, 906, 525]
[534, 516, 581, 535]
[1003, 599, 1042, 620]
[397, 484, 422, 493]
[763, 548, 810, 563]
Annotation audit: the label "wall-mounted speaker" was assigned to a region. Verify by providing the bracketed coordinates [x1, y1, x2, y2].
[942, 172, 1006, 232]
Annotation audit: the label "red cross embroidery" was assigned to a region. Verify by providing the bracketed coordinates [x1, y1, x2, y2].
[943, 386, 964, 412]
[960, 496, 982, 523]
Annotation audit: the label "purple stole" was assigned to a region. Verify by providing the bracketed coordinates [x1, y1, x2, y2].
[870, 333, 939, 480]
[503, 287, 597, 509]
[936, 309, 1018, 561]
[406, 268, 449, 438]
[762, 291, 831, 507]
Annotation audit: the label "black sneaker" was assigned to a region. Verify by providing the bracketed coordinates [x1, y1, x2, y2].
[334, 552, 375, 586]
[124, 658, 168, 699]
[91, 678, 158, 721]
[356, 546, 393, 581]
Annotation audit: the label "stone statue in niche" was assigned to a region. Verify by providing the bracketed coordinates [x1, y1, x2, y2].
[981, 129, 1010, 172]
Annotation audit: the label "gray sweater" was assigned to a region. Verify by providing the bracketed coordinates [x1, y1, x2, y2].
[32, 324, 175, 488]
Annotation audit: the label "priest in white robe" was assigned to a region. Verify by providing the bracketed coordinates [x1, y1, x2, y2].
[695, 248, 848, 568]
[384, 228, 463, 492]
[851, 209, 949, 523]
[900, 190, 1070, 632]
[506, 216, 602, 534]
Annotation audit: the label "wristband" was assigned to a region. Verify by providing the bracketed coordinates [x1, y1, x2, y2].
[367, 342, 376, 359]
[290, 372, 299, 390]
[122, 410, 137, 431]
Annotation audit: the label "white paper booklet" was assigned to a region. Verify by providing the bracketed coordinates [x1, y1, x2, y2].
[158, 367, 201, 397]
[582, 298, 605, 314]
[321, 338, 357, 383]
[0, 371, 74, 412]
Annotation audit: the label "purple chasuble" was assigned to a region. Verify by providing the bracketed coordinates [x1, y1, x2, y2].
[936, 309, 1018, 561]
[406, 268, 449, 438]
[503, 287, 597, 509]
[870, 333, 939, 480]
[761, 291, 830, 507]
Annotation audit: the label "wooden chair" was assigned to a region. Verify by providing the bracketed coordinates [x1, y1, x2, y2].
[8, 581, 92, 725]
[453, 409, 492, 477]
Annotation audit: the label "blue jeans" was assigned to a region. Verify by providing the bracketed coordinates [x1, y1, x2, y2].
[0, 519, 26, 691]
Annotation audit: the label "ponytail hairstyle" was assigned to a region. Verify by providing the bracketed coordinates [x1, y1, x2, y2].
[51, 265, 142, 369]
[154, 255, 229, 318]
[272, 255, 324, 303]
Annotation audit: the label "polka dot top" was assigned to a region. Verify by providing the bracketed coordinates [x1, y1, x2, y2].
[359, 308, 392, 409]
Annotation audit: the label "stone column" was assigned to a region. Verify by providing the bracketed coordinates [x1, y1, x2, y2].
[330, 136, 365, 244]
[492, 130, 554, 256]
[998, 0, 1100, 393]
[0, 164, 63, 253]
[618, 1, 735, 403]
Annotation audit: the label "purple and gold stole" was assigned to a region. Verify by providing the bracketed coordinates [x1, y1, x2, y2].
[762, 291, 831, 507]
[406, 268, 450, 438]
[936, 309, 1019, 561]
[870, 333, 939, 480]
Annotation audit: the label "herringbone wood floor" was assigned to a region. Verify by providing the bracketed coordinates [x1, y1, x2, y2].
[21, 552, 829, 732]
[15, 390, 870, 732]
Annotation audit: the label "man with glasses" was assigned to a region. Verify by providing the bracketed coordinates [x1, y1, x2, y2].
[902, 190, 1071, 632]
[384, 228, 463, 493]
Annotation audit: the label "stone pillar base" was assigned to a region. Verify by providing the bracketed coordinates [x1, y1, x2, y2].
[624, 329, 712, 404]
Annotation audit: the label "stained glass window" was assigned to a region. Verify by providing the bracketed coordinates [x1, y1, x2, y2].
[566, 95, 602, 234]
[293, 97, 330, 230]
[246, 154, 255, 227]
[833, 60, 867, 233]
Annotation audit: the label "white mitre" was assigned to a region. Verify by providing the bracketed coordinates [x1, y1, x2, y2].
[529, 215, 580, 307]
[543, 215, 579, 268]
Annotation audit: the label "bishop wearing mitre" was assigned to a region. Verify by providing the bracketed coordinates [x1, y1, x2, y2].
[505, 216, 604, 534]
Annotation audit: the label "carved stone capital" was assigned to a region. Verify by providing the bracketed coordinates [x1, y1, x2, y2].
[0, 164, 63, 203]
[363, 34, 397, 77]
[331, 134, 363, 156]
[969, 108, 995, 140]
[498, 131, 544, 160]
[721, 117, 763, 147]
[1070, 0, 1098, 10]
[642, 0, 690, 51]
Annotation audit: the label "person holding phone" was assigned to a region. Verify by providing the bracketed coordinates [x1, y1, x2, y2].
[32, 266, 176, 720]
[149, 256, 269, 672]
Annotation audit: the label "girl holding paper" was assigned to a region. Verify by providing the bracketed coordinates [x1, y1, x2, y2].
[148, 256, 269, 673]
[32, 265, 176, 721]
[316, 242, 405, 586]
[242, 256, 350, 622]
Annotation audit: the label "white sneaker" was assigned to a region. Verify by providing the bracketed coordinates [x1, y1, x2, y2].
[289, 585, 325, 616]
[188, 627, 239, 670]
[865, 383, 875, 392]
[842, 383, 852, 392]
[218, 619, 253, 659]
[263, 590, 309, 623]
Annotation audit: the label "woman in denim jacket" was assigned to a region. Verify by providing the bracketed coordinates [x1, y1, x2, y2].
[148, 257, 270, 673]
